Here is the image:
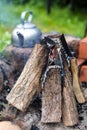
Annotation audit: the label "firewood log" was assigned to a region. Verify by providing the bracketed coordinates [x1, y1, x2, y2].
[70, 58, 86, 103]
[44, 33, 80, 57]
[62, 62, 78, 126]
[7, 43, 49, 111]
[41, 68, 62, 123]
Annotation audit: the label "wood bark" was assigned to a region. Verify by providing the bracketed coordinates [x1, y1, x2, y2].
[41, 68, 62, 123]
[7, 43, 49, 111]
[70, 58, 86, 103]
[62, 61, 78, 126]
[43, 33, 80, 56]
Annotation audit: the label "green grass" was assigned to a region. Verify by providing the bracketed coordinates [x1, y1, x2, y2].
[0, 1, 87, 51]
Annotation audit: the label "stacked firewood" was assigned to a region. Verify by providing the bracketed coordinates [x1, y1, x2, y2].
[6, 34, 86, 127]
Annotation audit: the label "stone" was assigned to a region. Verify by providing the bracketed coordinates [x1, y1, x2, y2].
[0, 121, 21, 130]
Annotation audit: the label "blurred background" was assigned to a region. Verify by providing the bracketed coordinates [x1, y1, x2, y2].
[0, 0, 87, 51]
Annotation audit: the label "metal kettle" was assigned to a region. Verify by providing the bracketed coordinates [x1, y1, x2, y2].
[11, 11, 42, 48]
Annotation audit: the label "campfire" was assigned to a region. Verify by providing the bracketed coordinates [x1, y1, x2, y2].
[0, 33, 87, 130]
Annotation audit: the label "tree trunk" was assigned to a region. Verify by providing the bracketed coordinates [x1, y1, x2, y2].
[41, 68, 62, 123]
[7, 43, 49, 112]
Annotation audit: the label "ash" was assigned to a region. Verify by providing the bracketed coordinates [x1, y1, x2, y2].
[0, 83, 87, 130]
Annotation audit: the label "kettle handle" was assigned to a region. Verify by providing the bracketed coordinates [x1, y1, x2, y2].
[21, 11, 33, 25]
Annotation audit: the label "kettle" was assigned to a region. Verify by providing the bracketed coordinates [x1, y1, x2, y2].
[11, 11, 42, 48]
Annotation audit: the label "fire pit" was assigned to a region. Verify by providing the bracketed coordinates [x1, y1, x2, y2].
[0, 33, 87, 130]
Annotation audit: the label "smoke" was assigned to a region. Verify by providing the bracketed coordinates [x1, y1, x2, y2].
[0, 0, 20, 27]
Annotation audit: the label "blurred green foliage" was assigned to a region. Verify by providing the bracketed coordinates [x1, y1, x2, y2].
[4, 0, 29, 4]
[0, 0, 87, 52]
[6, 0, 87, 7]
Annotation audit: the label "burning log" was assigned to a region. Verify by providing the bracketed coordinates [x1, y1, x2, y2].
[44, 33, 80, 57]
[41, 35, 79, 125]
[57, 34, 85, 104]
[41, 35, 85, 126]
[41, 68, 62, 123]
[7, 43, 49, 111]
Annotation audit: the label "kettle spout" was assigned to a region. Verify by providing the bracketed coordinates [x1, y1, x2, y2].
[17, 32, 24, 47]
